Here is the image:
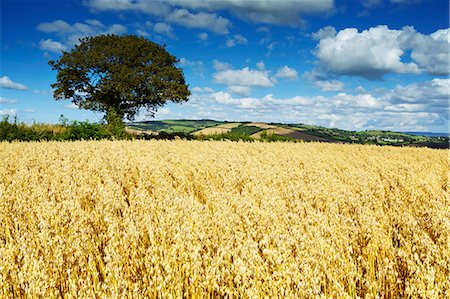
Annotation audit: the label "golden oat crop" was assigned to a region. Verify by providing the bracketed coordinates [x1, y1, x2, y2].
[1, 140, 449, 298]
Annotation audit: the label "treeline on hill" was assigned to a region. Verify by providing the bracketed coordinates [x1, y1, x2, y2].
[0, 116, 194, 142]
[0, 116, 291, 142]
[0, 115, 298, 142]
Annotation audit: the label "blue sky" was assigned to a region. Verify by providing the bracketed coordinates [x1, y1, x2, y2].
[1, 0, 449, 132]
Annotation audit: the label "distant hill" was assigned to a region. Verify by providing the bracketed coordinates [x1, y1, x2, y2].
[404, 132, 449, 137]
[126, 119, 449, 149]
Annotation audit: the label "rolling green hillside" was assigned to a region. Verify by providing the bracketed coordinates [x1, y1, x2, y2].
[126, 120, 449, 148]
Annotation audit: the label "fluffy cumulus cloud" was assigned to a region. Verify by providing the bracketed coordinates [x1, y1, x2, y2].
[214, 67, 274, 96]
[183, 78, 448, 131]
[311, 25, 336, 40]
[386, 78, 450, 113]
[84, 0, 334, 28]
[410, 28, 450, 75]
[312, 25, 450, 79]
[165, 0, 334, 24]
[313, 25, 420, 79]
[84, 0, 172, 15]
[37, 19, 127, 52]
[214, 68, 274, 87]
[39, 39, 67, 53]
[153, 22, 175, 38]
[166, 9, 231, 34]
[274, 66, 298, 80]
[0, 76, 28, 90]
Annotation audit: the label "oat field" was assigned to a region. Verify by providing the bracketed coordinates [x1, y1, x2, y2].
[1, 140, 449, 298]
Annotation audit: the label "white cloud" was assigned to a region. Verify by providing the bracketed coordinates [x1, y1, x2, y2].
[312, 26, 337, 40]
[179, 58, 204, 67]
[0, 76, 28, 90]
[84, 0, 171, 16]
[105, 24, 127, 35]
[386, 78, 450, 113]
[155, 107, 171, 116]
[410, 28, 450, 75]
[192, 86, 214, 93]
[192, 87, 203, 92]
[274, 66, 298, 80]
[313, 80, 345, 92]
[136, 29, 150, 37]
[24, 109, 35, 113]
[36, 20, 74, 33]
[39, 39, 67, 53]
[214, 67, 274, 88]
[198, 32, 208, 41]
[227, 86, 252, 97]
[225, 34, 248, 48]
[303, 69, 345, 91]
[312, 25, 450, 79]
[0, 109, 17, 116]
[186, 78, 448, 131]
[172, 0, 333, 25]
[64, 103, 79, 109]
[334, 93, 383, 108]
[37, 19, 128, 52]
[314, 25, 420, 79]
[213, 60, 231, 71]
[84, 0, 334, 26]
[33, 89, 53, 96]
[256, 61, 265, 70]
[166, 9, 231, 35]
[153, 22, 175, 38]
[0, 97, 18, 104]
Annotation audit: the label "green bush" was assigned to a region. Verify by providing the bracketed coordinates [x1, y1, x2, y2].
[259, 131, 296, 142]
[0, 116, 113, 141]
[196, 132, 255, 142]
[230, 125, 263, 135]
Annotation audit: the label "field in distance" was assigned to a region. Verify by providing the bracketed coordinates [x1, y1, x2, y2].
[1, 140, 448, 298]
[127, 119, 449, 148]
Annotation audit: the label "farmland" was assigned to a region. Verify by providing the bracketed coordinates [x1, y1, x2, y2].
[1, 140, 448, 298]
[128, 119, 449, 148]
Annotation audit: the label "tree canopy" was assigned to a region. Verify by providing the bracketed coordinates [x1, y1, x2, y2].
[49, 34, 190, 127]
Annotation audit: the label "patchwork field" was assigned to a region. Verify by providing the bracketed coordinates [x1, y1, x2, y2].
[192, 127, 232, 135]
[1, 140, 449, 298]
[251, 126, 332, 142]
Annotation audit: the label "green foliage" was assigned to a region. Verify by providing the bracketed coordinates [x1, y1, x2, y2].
[140, 131, 195, 140]
[0, 116, 112, 141]
[129, 119, 224, 133]
[49, 34, 190, 135]
[196, 132, 255, 142]
[105, 106, 126, 137]
[0, 116, 199, 142]
[259, 130, 296, 142]
[230, 125, 263, 135]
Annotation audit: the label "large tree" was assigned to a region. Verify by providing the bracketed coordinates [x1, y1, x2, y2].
[49, 34, 190, 130]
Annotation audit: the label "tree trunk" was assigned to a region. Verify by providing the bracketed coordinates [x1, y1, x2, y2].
[106, 106, 125, 137]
